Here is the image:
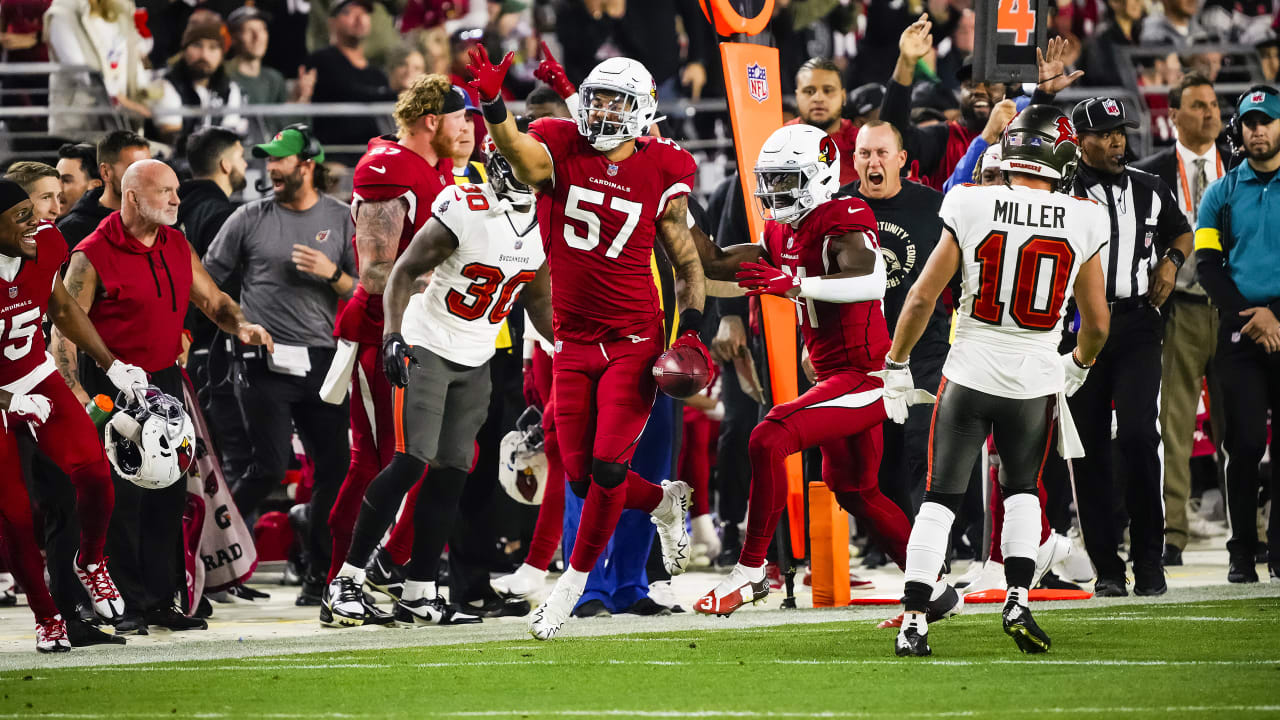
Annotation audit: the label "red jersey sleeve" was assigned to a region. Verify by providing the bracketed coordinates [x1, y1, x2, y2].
[652, 139, 697, 217]
[820, 196, 878, 243]
[527, 117, 581, 173]
[352, 144, 426, 202]
[37, 223, 69, 271]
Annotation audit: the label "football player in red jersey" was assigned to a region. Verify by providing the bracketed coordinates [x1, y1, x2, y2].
[467, 49, 710, 640]
[686, 125, 935, 617]
[323, 75, 471, 614]
[0, 181, 150, 651]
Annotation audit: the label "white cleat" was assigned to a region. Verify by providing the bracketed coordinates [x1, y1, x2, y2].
[1054, 529, 1096, 584]
[690, 514, 721, 568]
[529, 574, 585, 641]
[35, 615, 71, 654]
[74, 552, 125, 622]
[950, 559, 985, 589]
[1034, 533, 1073, 588]
[491, 563, 549, 601]
[651, 480, 692, 575]
[962, 559, 1007, 595]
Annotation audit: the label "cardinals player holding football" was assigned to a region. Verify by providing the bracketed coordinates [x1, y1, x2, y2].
[688, 125, 929, 617]
[0, 181, 149, 651]
[467, 49, 709, 640]
[323, 138, 553, 627]
[325, 76, 471, 613]
[881, 106, 1111, 657]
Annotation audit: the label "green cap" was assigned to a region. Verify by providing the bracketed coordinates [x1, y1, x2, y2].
[252, 127, 324, 164]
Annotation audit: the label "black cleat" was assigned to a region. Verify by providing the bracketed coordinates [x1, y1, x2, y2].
[361, 593, 397, 626]
[571, 599, 612, 618]
[112, 612, 149, 636]
[321, 576, 366, 627]
[1228, 559, 1259, 584]
[1093, 577, 1128, 597]
[1002, 601, 1051, 654]
[394, 595, 482, 626]
[625, 596, 673, 616]
[66, 617, 125, 647]
[894, 626, 931, 657]
[295, 580, 324, 607]
[145, 606, 208, 631]
[365, 546, 406, 601]
[1163, 545, 1183, 567]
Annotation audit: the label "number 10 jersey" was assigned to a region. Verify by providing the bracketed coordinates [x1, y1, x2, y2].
[940, 183, 1109, 398]
[528, 117, 697, 344]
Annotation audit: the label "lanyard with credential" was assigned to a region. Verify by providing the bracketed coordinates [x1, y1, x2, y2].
[1176, 149, 1224, 214]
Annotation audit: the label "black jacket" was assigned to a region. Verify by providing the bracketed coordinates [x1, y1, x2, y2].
[177, 179, 235, 258]
[56, 186, 112, 251]
[1130, 142, 1235, 195]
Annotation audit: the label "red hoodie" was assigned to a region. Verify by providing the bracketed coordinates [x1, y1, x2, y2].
[77, 212, 193, 373]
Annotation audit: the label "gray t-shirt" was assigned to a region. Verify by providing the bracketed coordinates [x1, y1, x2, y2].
[204, 195, 356, 348]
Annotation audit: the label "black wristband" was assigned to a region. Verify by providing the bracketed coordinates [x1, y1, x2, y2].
[1164, 248, 1186, 270]
[328, 266, 343, 283]
[482, 96, 509, 125]
[678, 308, 703, 336]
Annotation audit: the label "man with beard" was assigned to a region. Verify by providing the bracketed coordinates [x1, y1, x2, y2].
[786, 58, 860, 184]
[306, 0, 396, 163]
[179, 127, 247, 257]
[883, 16, 1083, 190]
[204, 125, 356, 605]
[55, 144, 101, 222]
[323, 76, 466, 624]
[1194, 86, 1280, 584]
[151, 11, 247, 150]
[53, 159, 272, 635]
[57, 132, 150, 250]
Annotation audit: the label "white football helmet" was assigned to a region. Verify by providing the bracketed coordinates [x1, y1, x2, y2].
[576, 57, 661, 152]
[498, 407, 548, 506]
[104, 386, 196, 490]
[753, 124, 841, 226]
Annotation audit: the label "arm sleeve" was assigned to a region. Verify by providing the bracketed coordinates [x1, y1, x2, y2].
[880, 79, 948, 180]
[202, 206, 248, 287]
[799, 253, 887, 302]
[1194, 180, 1251, 313]
[942, 135, 990, 192]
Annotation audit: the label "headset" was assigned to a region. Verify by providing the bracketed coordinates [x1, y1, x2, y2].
[1227, 84, 1280, 155]
[254, 123, 325, 193]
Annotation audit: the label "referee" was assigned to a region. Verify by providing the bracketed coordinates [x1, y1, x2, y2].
[1064, 98, 1195, 597]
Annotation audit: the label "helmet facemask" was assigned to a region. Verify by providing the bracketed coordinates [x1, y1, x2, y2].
[486, 150, 533, 208]
[577, 86, 647, 152]
[754, 164, 829, 226]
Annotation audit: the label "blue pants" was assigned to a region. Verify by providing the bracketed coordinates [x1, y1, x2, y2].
[562, 393, 675, 612]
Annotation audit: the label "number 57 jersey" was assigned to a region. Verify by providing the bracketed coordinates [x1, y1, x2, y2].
[401, 183, 546, 368]
[941, 183, 1109, 399]
[528, 117, 697, 343]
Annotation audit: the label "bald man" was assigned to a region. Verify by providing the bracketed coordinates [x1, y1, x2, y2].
[52, 159, 273, 634]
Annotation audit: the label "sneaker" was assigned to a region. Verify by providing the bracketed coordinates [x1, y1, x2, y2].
[65, 617, 125, 647]
[111, 612, 148, 636]
[74, 553, 124, 623]
[144, 606, 207, 631]
[1093, 577, 1128, 597]
[465, 596, 532, 618]
[1133, 564, 1167, 596]
[690, 514, 721, 568]
[394, 595, 482, 626]
[1002, 600, 1051, 654]
[647, 580, 685, 613]
[625, 596, 673, 616]
[229, 584, 270, 601]
[365, 546, 406, 601]
[320, 576, 366, 627]
[35, 615, 71, 654]
[962, 560, 1006, 595]
[1228, 559, 1259, 584]
[490, 563, 548, 601]
[1033, 533, 1073, 589]
[950, 560, 985, 589]
[295, 579, 324, 607]
[572, 599, 613, 618]
[1055, 528, 1095, 583]
[529, 574, 585, 641]
[894, 625, 931, 657]
[693, 564, 769, 616]
[361, 593, 396, 626]
[651, 480, 692, 576]
[1035, 571, 1081, 591]
[0, 572, 15, 607]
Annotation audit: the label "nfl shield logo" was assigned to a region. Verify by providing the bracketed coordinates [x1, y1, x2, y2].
[607, 164, 618, 176]
[1145, 231, 1154, 248]
[1251, 91, 1266, 103]
[747, 63, 769, 104]
[7, 287, 16, 298]
[1102, 99, 1121, 116]
[514, 239, 523, 250]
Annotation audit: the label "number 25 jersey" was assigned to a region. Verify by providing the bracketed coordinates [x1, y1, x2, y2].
[528, 117, 697, 344]
[940, 183, 1109, 398]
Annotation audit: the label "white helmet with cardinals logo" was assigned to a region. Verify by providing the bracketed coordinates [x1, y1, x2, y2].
[498, 407, 548, 505]
[104, 386, 196, 490]
[577, 57, 661, 152]
[753, 124, 841, 226]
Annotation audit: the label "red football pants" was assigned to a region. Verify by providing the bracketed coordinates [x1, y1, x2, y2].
[524, 395, 565, 572]
[986, 452, 1052, 564]
[740, 372, 911, 569]
[327, 344, 423, 580]
[553, 325, 665, 573]
[679, 408, 714, 518]
[0, 372, 115, 622]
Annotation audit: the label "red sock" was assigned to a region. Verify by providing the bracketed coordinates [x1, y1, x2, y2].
[988, 477, 1052, 565]
[623, 471, 662, 513]
[69, 462, 113, 566]
[740, 421, 791, 568]
[384, 480, 422, 566]
[680, 415, 712, 517]
[0, 482, 59, 622]
[524, 427, 565, 572]
[567, 482, 626, 572]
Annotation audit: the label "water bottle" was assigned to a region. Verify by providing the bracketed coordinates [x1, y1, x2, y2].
[86, 395, 114, 430]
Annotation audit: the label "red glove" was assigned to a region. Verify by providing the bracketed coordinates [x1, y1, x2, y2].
[672, 330, 713, 377]
[522, 360, 543, 409]
[533, 41, 577, 100]
[735, 260, 800, 298]
[465, 45, 515, 103]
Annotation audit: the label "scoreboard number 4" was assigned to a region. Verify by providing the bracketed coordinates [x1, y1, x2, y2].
[997, 0, 1036, 45]
[975, 0, 1045, 83]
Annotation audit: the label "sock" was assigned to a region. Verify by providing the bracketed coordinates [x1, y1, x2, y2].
[517, 563, 547, 581]
[902, 610, 927, 632]
[902, 580, 933, 614]
[69, 463, 113, 565]
[337, 563, 366, 586]
[567, 482, 626, 573]
[1007, 586, 1028, 607]
[624, 471, 663, 513]
[736, 562, 765, 583]
[1000, 493, 1041, 565]
[404, 467, 468, 581]
[347, 453, 427, 569]
[740, 421, 794, 567]
[524, 428, 566, 572]
[1005, 557, 1034, 591]
[904, 502, 955, 589]
[383, 480, 423, 566]
[560, 566, 589, 591]
[402, 580, 437, 602]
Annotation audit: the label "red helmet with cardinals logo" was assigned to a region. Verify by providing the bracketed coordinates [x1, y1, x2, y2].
[999, 104, 1080, 192]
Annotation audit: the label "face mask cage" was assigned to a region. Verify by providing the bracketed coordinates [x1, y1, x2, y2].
[753, 168, 810, 223]
[577, 87, 642, 148]
[486, 152, 533, 204]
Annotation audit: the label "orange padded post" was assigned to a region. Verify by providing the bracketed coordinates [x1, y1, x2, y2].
[807, 482, 850, 607]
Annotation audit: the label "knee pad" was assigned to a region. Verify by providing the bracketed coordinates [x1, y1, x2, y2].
[591, 459, 628, 489]
[922, 490, 964, 515]
[569, 479, 590, 499]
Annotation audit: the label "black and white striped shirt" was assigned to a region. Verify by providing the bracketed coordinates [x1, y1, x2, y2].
[1072, 164, 1191, 301]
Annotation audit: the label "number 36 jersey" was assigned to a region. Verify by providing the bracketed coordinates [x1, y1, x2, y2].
[941, 183, 1109, 399]
[528, 117, 697, 344]
[401, 183, 546, 368]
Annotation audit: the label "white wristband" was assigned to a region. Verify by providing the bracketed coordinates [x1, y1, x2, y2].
[797, 257, 886, 303]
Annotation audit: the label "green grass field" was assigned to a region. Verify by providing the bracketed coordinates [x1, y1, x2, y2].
[3, 599, 1278, 719]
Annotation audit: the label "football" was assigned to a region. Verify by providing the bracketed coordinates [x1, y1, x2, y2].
[652, 344, 711, 398]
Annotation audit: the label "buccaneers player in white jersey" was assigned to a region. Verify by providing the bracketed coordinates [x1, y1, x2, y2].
[466, 48, 710, 640]
[0, 181, 149, 651]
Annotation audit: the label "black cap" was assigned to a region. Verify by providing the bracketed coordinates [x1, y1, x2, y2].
[848, 83, 885, 117]
[1071, 97, 1139, 133]
[330, 0, 373, 17]
[228, 5, 272, 29]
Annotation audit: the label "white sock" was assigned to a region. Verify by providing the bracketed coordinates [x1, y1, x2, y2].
[1007, 586, 1029, 607]
[903, 611, 927, 633]
[904, 502, 955, 587]
[1000, 493, 1040, 562]
[518, 563, 548, 581]
[338, 563, 366, 586]
[561, 566, 589, 591]
[402, 580, 437, 602]
[736, 562, 766, 583]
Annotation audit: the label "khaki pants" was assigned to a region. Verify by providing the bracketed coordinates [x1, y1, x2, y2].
[1159, 295, 1222, 550]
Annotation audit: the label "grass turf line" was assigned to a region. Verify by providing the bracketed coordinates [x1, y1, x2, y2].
[2, 599, 1277, 719]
